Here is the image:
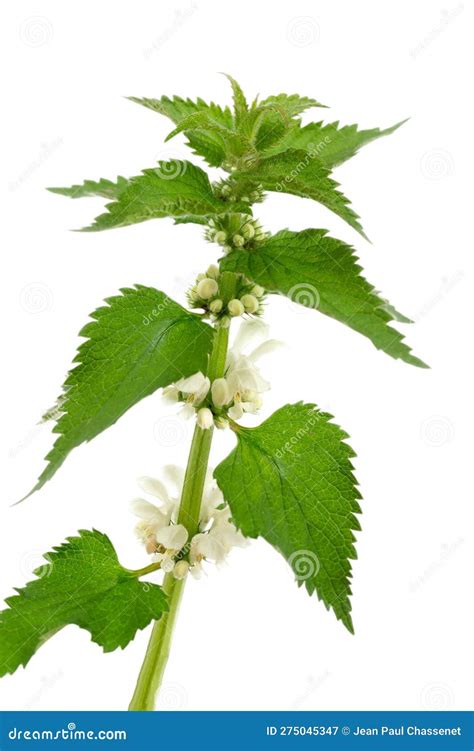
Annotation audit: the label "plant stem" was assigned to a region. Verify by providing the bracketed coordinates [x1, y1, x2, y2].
[129, 321, 230, 711]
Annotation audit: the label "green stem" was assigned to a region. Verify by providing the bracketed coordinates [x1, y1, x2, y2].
[128, 321, 230, 711]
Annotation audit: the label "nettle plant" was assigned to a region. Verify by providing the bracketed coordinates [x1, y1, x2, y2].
[1, 77, 426, 710]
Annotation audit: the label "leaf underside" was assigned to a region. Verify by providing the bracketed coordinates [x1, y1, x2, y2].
[27, 285, 214, 497]
[215, 402, 361, 632]
[0, 530, 168, 676]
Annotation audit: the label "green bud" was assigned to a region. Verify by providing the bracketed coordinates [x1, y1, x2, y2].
[197, 278, 219, 300]
[206, 264, 220, 280]
[228, 298, 245, 317]
[209, 299, 223, 314]
[215, 231, 227, 245]
[242, 223, 255, 240]
[240, 294, 259, 314]
[233, 234, 245, 248]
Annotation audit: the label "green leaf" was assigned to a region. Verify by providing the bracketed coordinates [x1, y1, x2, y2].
[48, 176, 129, 200]
[128, 95, 233, 167]
[272, 120, 406, 168]
[27, 285, 214, 496]
[233, 150, 366, 237]
[82, 162, 248, 231]
[221, 229, 427, 368]
[164, 113, 249, 159]
[215, 403, 361, 631]
[258, 93, 325, 119]
[0, 530, 168, 676]
[222, 73, 248, 129]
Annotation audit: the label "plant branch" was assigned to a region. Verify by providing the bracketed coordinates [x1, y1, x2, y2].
[128, 320, 230, 711]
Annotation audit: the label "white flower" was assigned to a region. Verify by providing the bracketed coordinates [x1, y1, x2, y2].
[155, 524, 188, 551]
[196, 406, 214, 429]
[218, 320, 282, 420]
[131, 466, 188, 558]
[211, 377, 231, 408]
[190, 506, 247, 567]
[163, 371, 211, 420]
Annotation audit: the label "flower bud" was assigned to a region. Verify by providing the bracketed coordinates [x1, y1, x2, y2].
[161, 557, 175, 573]
[242, 223, 255, 240]
[211, 377, 230, 407]
[251, 284, 265, 298]
[197, 407, 214, 429]
[228, 299, 245, 317]
[215, 231, 227, 245]
[240, 294, 259, 314]
[173, 560, 190, 580]
[206, 264, 220, 280]
[214, 415, 229, 430]
[197, 278, 218, 300]
[233, 234, 245, 248]
[209, 299, 223, 314]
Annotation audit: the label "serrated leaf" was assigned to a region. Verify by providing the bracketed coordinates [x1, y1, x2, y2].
[215, 403, 361, 631]
[222, 73, 248, 129]
[81, 162, 247, 231]
[48, 176, 129, 200]
[128, 95, 233, 167]
[233, 150, 366, 237]
[27, 285, 214, 496]
[258, 93, 325, 119]
[164, 112, 249, 159]
[0, 529, 167, 676]
[272, 120, 406, 168]
[221, 229, 426, 367]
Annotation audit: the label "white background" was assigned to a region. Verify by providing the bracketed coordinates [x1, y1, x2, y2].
[0, 0, 472, 712]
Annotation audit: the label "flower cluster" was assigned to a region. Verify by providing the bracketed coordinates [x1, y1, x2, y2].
[163, 319, 280, 429]
[204, 213, 268, 254]
[213, 178, 264, 206]
[187, 263, 266, 322]
[131, 466, 247, 578]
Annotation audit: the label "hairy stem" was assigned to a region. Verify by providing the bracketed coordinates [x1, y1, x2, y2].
[129, 321, 230, 711]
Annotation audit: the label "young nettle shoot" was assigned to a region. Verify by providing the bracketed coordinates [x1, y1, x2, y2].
[0, 75, 426, 711]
